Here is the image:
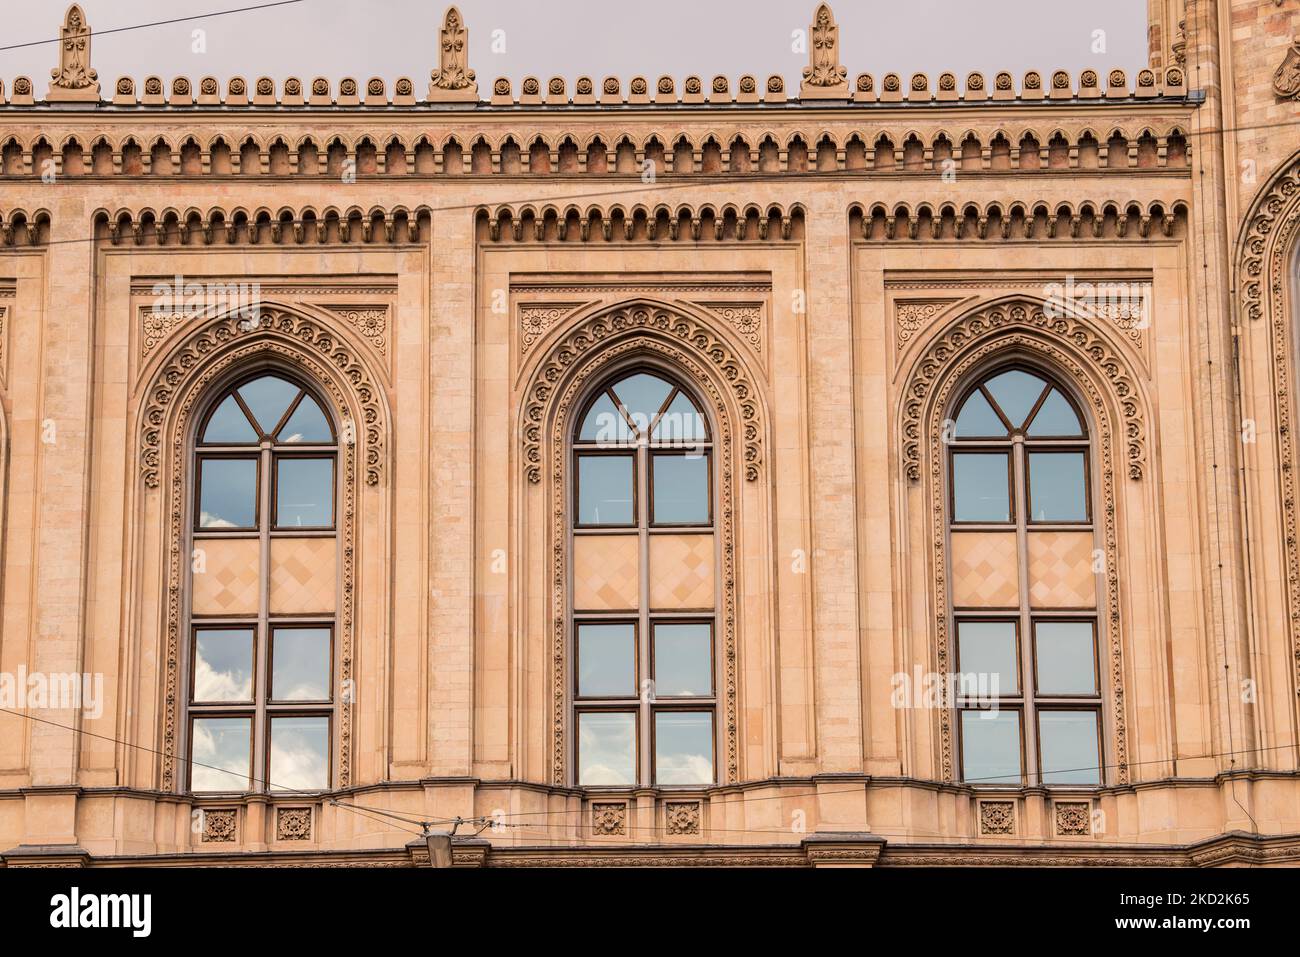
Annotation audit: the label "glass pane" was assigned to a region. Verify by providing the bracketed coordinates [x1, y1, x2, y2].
[1035, 621, 1097, 694]
[577, 455, 634, 525]
[192, 629, 254, 702]
[202, 395, 258, 444]
[272, 628, 331, 701]
[579, 393, 632, 445]
[1039, 710, 1101, 785]
[277, 395, 333, 443]
[577, 711, 636, 786]
[238, 376, 299, 434]
[984, 369, 1046, 429]
[611, 373, 673, 434]
[275, 457, 334, 527]
[954, 389, 1007, 438]
[652, 454, 709, 524]
[960, 709, 1022, 785]
[653, 623, 713, 696]
[654, 711, 714, 785]
[1028, 452, 1088, 522]
[198, 457, 257, 528]
[577, 623, 636, 697]
[1026, 389, 1083, 437]
[652, 392, 707, 444]
[952, 452, 1011, 522]
[268, 716, 330, 791]
[956, 621, 1018, 696]
[190, 717, 251, 791]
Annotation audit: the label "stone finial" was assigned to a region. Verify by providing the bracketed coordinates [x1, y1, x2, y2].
[48, 4, 99, 102]
[800, 3, 848, 99]
[428, 5, 477, 102]
[1274, 36, 1300, 101]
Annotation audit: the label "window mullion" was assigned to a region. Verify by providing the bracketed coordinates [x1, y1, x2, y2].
[254, 443, 272, 793]
[1012, 436, 1037, 787]
[638, 439, 652, 787]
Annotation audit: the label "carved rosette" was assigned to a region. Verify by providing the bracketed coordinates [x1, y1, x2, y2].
[979, 800, 1015, 835]
[326, 306, 388, 356]
[665, 802, 702, 835]
[591, 803, 627, 836]
[1055, 802, 1092, 836]
[904, 299, 1135, 785]
[276, 807, 313, 841]
[199, 808, 237, 843]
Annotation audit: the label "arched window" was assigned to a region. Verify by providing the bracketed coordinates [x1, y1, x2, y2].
[186, 372, 338, 794]
[570, 369, 716, 788]
[947, 366, 1103, 787]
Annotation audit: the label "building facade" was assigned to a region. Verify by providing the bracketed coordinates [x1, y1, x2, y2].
[0, 1, 1298, 866]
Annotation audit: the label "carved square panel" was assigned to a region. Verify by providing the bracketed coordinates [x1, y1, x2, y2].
[191, 538, 260, 615]
[270, 537, 337, 614]
[978, 799, 1016, 835]
[199, 807, 238, 843]
[950, 532, 1019, 608]
[649, 534, 715, 610]
[590, 801, 627, 836]
[276, 806, 313, 841]
[1054, 800, 1093, 836]
[1028, 531, 1096, 608]
[573, 534, 639, 611]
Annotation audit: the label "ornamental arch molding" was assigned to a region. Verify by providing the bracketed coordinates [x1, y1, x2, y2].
[137, 301, 390, 792]
[900, 297, 1147, 785]
[525, 300, 768, 787]
[520, 300, 765, 485]
[1237, 148, 1300, 695]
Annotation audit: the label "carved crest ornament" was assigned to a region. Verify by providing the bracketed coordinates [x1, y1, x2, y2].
[428, 6, 477, 100]
[48, 4, 99, 101]
[800, 3, 849, 97]
[1274, 36, 1300, 100]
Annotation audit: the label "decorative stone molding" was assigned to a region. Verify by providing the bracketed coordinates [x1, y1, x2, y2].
[325, 306, 388, 356]
[479, 203, 804, 243]
[1274, 36, 1300, 100]
[428, 6, 477, 101]
[139, 304, 386, 489]
[199, 808, 237, 843]
[535, 304, 749, 786]
[0, 208, 50, 246]
[519, 302, 586, 354]
[901, 299, 1146, 482]
[47, 5, 99, 102]
[800, 4, 848, 98]
[978, 800, 1016, 835]
[521, 302, 764, 484]
[905, 298, 1135, 784]
[697, 303, 763, 353]
[895, 299, 956, 348]
[95, 205, 430, 247]
[853, 199, 1189, 243]
[276, 807, 313, 841]
[141, 309, 189, 361]
[1237, 149, 1300, 699]
[1054, 802, 1092, 836]
[665, 802, 702, 835]
[591, 803, 627, 836]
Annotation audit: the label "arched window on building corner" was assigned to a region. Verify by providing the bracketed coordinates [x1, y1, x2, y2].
[569, 368, 718, 788]
[947, 365, 1104, 788]
[185, 372, 338, 794]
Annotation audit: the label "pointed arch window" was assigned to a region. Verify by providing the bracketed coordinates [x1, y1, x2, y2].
[570, 370, 717, 788]
[186, 373, 338, 794]
[947, 366, 1103, 787]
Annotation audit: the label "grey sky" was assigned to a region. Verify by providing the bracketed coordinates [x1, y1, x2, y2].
[4, 0, 1148, 96]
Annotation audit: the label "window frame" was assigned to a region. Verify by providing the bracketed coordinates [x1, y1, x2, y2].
[183, 371, 340, 796]
[947, 363, 1104, 789]
[569, 366, 720, 789]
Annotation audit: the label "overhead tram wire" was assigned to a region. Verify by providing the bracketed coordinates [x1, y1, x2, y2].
[0, 0, 308, 54]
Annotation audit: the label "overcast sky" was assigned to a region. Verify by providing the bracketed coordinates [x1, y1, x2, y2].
[4, 0, 1148, 96]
